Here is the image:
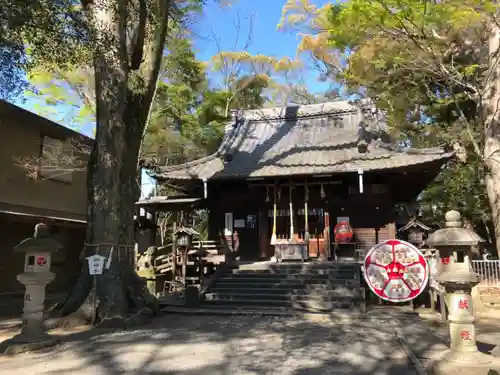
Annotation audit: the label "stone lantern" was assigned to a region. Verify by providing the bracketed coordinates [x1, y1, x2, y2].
[172, 226, 199, 307]
[1, 223, 62, 355]
[426, 210, 499, 374]
[174, 227, 198, 248]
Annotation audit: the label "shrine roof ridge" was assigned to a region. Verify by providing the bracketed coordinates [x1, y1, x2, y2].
[239, 101, 357, 122]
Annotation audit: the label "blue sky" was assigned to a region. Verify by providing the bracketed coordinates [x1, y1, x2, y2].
[191, 0, 331, 92]
[10, 1, 333, 196]
[13, 0, 332, 135]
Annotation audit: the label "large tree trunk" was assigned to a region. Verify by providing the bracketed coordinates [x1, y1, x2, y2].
[49, 0, 171, 326]
[485, 17, 500, 257]
[51, 99, 158, 325]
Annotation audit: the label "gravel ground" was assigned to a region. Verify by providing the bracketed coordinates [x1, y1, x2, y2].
[0, 313, 419, 375]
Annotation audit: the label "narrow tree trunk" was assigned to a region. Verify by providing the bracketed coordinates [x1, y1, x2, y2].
[485, 17, 500, 257]
[485, 166, 500, 256]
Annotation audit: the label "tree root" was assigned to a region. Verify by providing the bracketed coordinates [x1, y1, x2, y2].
[44, 311, 91, 330]
[45, 263, 160, 330]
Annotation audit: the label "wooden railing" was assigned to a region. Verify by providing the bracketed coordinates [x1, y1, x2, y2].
[472, 260, 500, 285]
[153, 239, 231, 296]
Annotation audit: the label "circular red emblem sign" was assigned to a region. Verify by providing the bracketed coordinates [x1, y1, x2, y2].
[363, 239, 428, 303]
[334, 221, 353, 243]
[37, 257, 47, 266]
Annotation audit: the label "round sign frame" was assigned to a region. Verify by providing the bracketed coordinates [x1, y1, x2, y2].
[363, 239, 429, 303]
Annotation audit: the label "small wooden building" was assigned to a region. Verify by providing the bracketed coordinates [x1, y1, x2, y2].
[398, 217, 432, 248]
[151, 101, 453, 262]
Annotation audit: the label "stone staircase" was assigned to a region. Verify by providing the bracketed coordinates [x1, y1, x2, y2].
[200, 261, 365, 314]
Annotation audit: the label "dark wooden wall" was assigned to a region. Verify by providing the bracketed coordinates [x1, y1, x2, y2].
[204, 176, 399, 260]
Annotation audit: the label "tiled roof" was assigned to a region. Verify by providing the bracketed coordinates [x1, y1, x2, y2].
[152, 101, 454, 180]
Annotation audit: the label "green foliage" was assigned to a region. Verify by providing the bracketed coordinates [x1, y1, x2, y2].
[144, 33, 272, 166]
[0, 0, 86, 100]
[27, 66, 95, 127]
[418, 156, 494, 243]
[20, 0, 205, 128]
[20, 0, 274, 170]
[281, 0, 496, 236]
[325, 0, 494, 231]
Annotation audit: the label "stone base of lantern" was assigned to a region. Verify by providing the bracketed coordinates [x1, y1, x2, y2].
[430, 349, 500, 375]
[0, 326, 59, 355]
[0, 271, 59, 355]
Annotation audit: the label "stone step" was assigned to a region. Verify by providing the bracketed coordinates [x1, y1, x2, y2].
[162, 305, 296, 316]
[162, 305, 365, 318]
[227, 268, 360, 275]
[201, 262, 363, 314]
[202, 298, 359, 311]
[236, 262, 359, 271]
[205, 291, 361, 302]
[212, 283, 360, 293]
[229, 270, 358, 279]
[208, 286, 361, 297]
[222, 272, 360, 280]
[215, 278, 360, 287]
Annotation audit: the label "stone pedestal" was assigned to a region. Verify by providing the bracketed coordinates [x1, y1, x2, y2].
[431, 283, 500, 374]
[1, 272, 59, 355]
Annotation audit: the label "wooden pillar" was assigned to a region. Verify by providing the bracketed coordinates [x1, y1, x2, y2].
[171, 221, 177, 282]
[258, 208, 268, 259]
[288, 181, 294, 239]
[360, 287, 367, 313]
[271, 182, 277, 244]
[181, 246, 188, 287]
[387, 222, 396, 239]
[149, 210, 157, 245]
[304, 181, 309, 241]
[199, 255, 204, 285]
[324, 212, 331, 260]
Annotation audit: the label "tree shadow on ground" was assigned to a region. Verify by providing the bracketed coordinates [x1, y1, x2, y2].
[0, 309, 449, 375]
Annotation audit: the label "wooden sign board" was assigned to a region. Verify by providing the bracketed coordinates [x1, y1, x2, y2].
[87, 254, 107, 275]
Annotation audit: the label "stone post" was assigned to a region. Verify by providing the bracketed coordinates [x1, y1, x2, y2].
[426, 211, 500, 374]
[0, 223, 62, 355]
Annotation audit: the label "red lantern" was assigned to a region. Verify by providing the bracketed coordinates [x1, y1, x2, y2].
[334, 221, 353, 243]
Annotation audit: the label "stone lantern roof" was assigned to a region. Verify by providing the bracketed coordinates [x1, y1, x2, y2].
[173, 227, 199, 236]
[426, 211, 484, 247]
[14, 223, 62, 253]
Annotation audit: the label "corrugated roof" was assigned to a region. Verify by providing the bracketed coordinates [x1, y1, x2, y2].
[153, 101, 454, 180]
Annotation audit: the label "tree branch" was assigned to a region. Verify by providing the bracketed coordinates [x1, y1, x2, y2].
[129, 0, 147, 70]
